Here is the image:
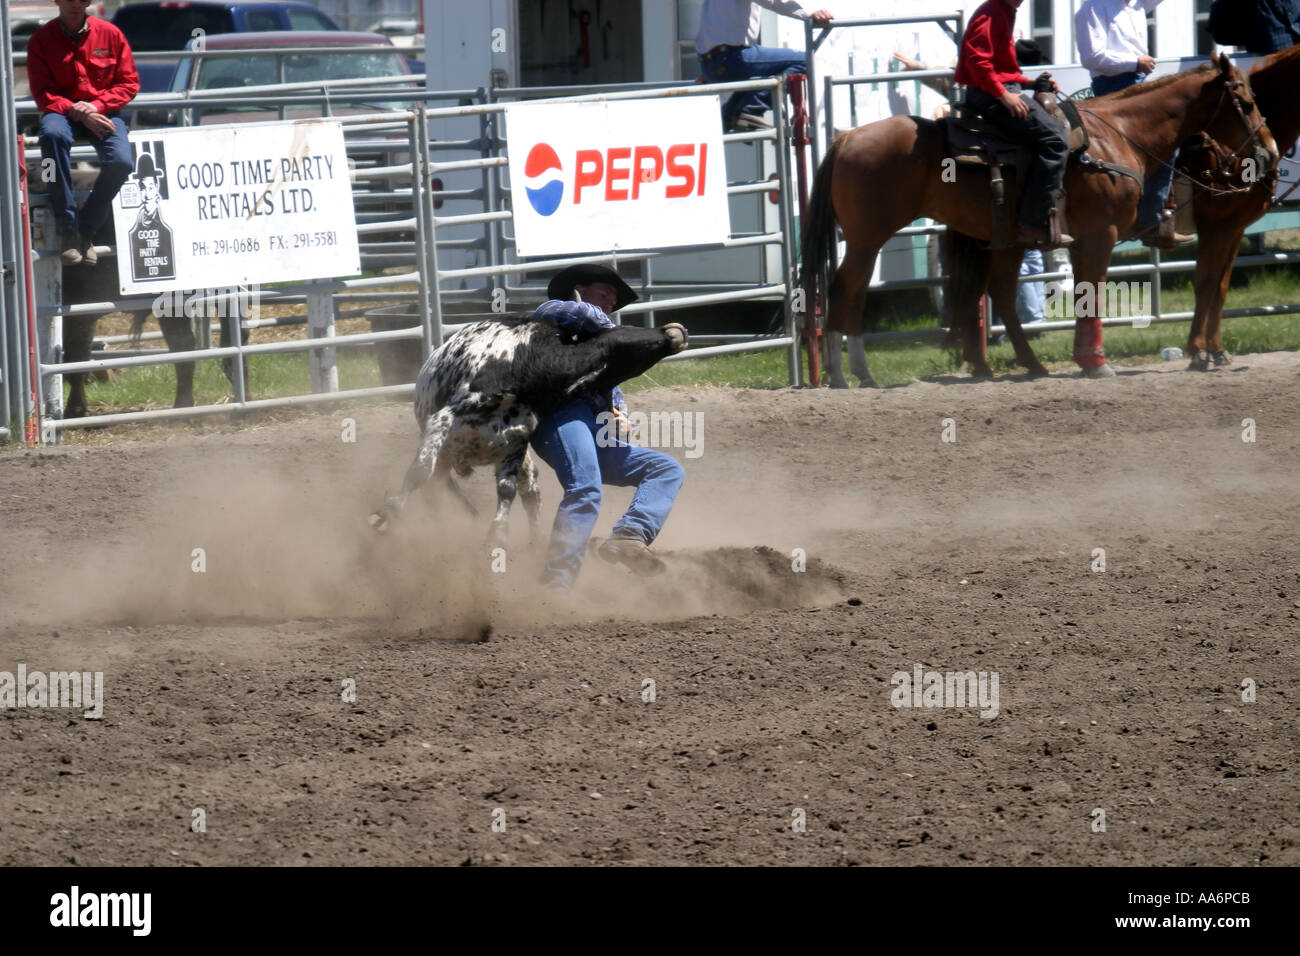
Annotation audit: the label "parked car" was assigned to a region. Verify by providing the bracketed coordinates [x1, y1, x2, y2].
[138, 31, 419, 189]
[11, 2, 111, 55]
[11, 1, 111, 97]
[111, 1, 341, 93]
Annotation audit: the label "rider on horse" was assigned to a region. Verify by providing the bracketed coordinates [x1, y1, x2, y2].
[955, 0, 1073, 249]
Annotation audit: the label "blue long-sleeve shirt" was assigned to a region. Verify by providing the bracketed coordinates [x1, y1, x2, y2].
[533, 299, 629, 414]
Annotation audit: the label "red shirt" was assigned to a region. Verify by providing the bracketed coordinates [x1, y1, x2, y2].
[26, 15, 139, 116]
[954, 0, 1032, 99]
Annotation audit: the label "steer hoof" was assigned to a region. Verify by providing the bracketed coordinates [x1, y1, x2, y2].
[368, 510, 391, 534]
[1081, 362, 1116, 379]
[662, 323, 688, 353]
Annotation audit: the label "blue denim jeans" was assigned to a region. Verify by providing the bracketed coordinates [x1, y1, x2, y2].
[1090, 72, 1174, 230]
[1016, 248, 1046, 325]
[530, 398, 684, 589]
[39, 112, 133, 240]
[699, 44, 807, 122]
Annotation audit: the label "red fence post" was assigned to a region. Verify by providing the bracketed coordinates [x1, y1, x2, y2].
[788, 73, 820, 388]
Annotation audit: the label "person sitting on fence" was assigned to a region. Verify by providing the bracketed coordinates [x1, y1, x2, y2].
[696, 0, 833, 132]
[955, 0, 1072, 249]
[27, 0, 139, 266]
[529, 265, 685, 592]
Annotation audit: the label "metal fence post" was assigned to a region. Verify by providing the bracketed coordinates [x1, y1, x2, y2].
[307, 290, 339, 392]
[774, 77, 801, 387]
[31, 208, 63, 435]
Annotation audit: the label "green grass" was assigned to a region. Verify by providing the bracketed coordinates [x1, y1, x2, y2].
[62, 266, 1300, 411]
[632, 267, 1300, 390]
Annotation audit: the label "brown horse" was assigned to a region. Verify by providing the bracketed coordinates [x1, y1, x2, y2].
[1184, 43, 1300, 370]
[802, 54, 1276, 385]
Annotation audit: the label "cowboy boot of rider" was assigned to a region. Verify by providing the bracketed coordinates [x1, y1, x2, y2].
[1141, 208, 1195, 251]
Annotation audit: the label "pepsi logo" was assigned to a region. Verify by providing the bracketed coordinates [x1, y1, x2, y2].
[523, 142, 563, 216]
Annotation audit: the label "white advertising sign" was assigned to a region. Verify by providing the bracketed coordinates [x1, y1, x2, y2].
[112, 119, 360, 294]
[506, 97, 731, 257]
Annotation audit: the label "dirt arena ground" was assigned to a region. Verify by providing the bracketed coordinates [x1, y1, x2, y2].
[1, 352, 1297, 866]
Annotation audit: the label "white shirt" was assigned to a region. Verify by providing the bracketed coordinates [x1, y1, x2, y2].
[696, 0, 815, 55]
[1075, 0, 1167, 77]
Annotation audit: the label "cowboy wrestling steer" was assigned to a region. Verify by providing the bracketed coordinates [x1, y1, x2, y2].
[368, 316, 689, 544]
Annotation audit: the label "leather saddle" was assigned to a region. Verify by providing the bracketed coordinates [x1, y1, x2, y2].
[943, 94, 1090, 249]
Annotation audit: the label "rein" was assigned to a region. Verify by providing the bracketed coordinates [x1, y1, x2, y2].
[1075, 76, 1273, 200]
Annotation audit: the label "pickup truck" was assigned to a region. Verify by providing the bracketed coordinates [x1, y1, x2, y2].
[111, 1, 340, 93]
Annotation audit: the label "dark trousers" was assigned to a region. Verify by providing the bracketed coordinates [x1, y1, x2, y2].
[965, 85, 1069, 229]
[39, 112, 133, 240]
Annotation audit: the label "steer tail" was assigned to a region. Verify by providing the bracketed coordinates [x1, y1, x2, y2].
[799, 133, 845, 310]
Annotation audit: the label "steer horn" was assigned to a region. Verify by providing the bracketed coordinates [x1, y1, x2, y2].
[662, 323, 688, 354]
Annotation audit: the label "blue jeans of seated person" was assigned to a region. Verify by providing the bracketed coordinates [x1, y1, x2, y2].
[1091, 71, 1175, 232]
[39, 112, 133, 241]
[1016, 248, 1046, 326]
[699, 44, 807, 124]
[530, 398, 685, 589]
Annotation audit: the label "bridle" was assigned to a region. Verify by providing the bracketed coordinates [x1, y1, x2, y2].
[1183, 76, 1276, 195]
[1076, 71, 1276, 200]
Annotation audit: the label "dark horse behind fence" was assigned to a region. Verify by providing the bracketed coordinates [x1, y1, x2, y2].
[60, 228, 249, 419]
[801, 53, 1276, 386]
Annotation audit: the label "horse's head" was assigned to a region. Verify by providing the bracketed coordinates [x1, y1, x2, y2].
[1196, 52, 1278, 188]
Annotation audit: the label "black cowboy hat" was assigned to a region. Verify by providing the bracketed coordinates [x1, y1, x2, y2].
[132, 152, 163, 181]
[547, 264, 638, 313]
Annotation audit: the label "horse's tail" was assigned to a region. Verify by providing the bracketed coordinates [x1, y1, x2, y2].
[940, 229, 990, 350]
[799, 132, 846, 308]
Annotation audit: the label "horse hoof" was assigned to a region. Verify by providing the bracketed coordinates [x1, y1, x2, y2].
[1212, 349, 1232, 367]
[368, 511, 390, 534]
[1027, 365, 1050, 378]
[1081, 363, 1116, 379]
[827, 377, 850, 389]
[857, 376, 878, 389]
[1186, 350, 1211, 372]
[969, 366, 994, 379]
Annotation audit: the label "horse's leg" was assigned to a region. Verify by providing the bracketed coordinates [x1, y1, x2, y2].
[825, 245, 878, 388]
[1071, 233, 1118, 378]
[846, 334, 876, 388]
[62, 314, 96, 419]
[487, 441, 530, 550]
[158, 314, 197, 407]
[825, 330, 849, 389]
[1188, 223, 1246, 371]
[369, 409, 453, 533]
[988, 248, 1048, 377]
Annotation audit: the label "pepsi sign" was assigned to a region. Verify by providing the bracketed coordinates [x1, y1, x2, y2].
[506, 98, 730, 257]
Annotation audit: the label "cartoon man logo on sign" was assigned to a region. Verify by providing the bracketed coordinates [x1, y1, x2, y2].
[124, 149, 176, 282]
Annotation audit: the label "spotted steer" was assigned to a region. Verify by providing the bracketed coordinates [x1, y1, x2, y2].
[369, 316, 688, 544]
